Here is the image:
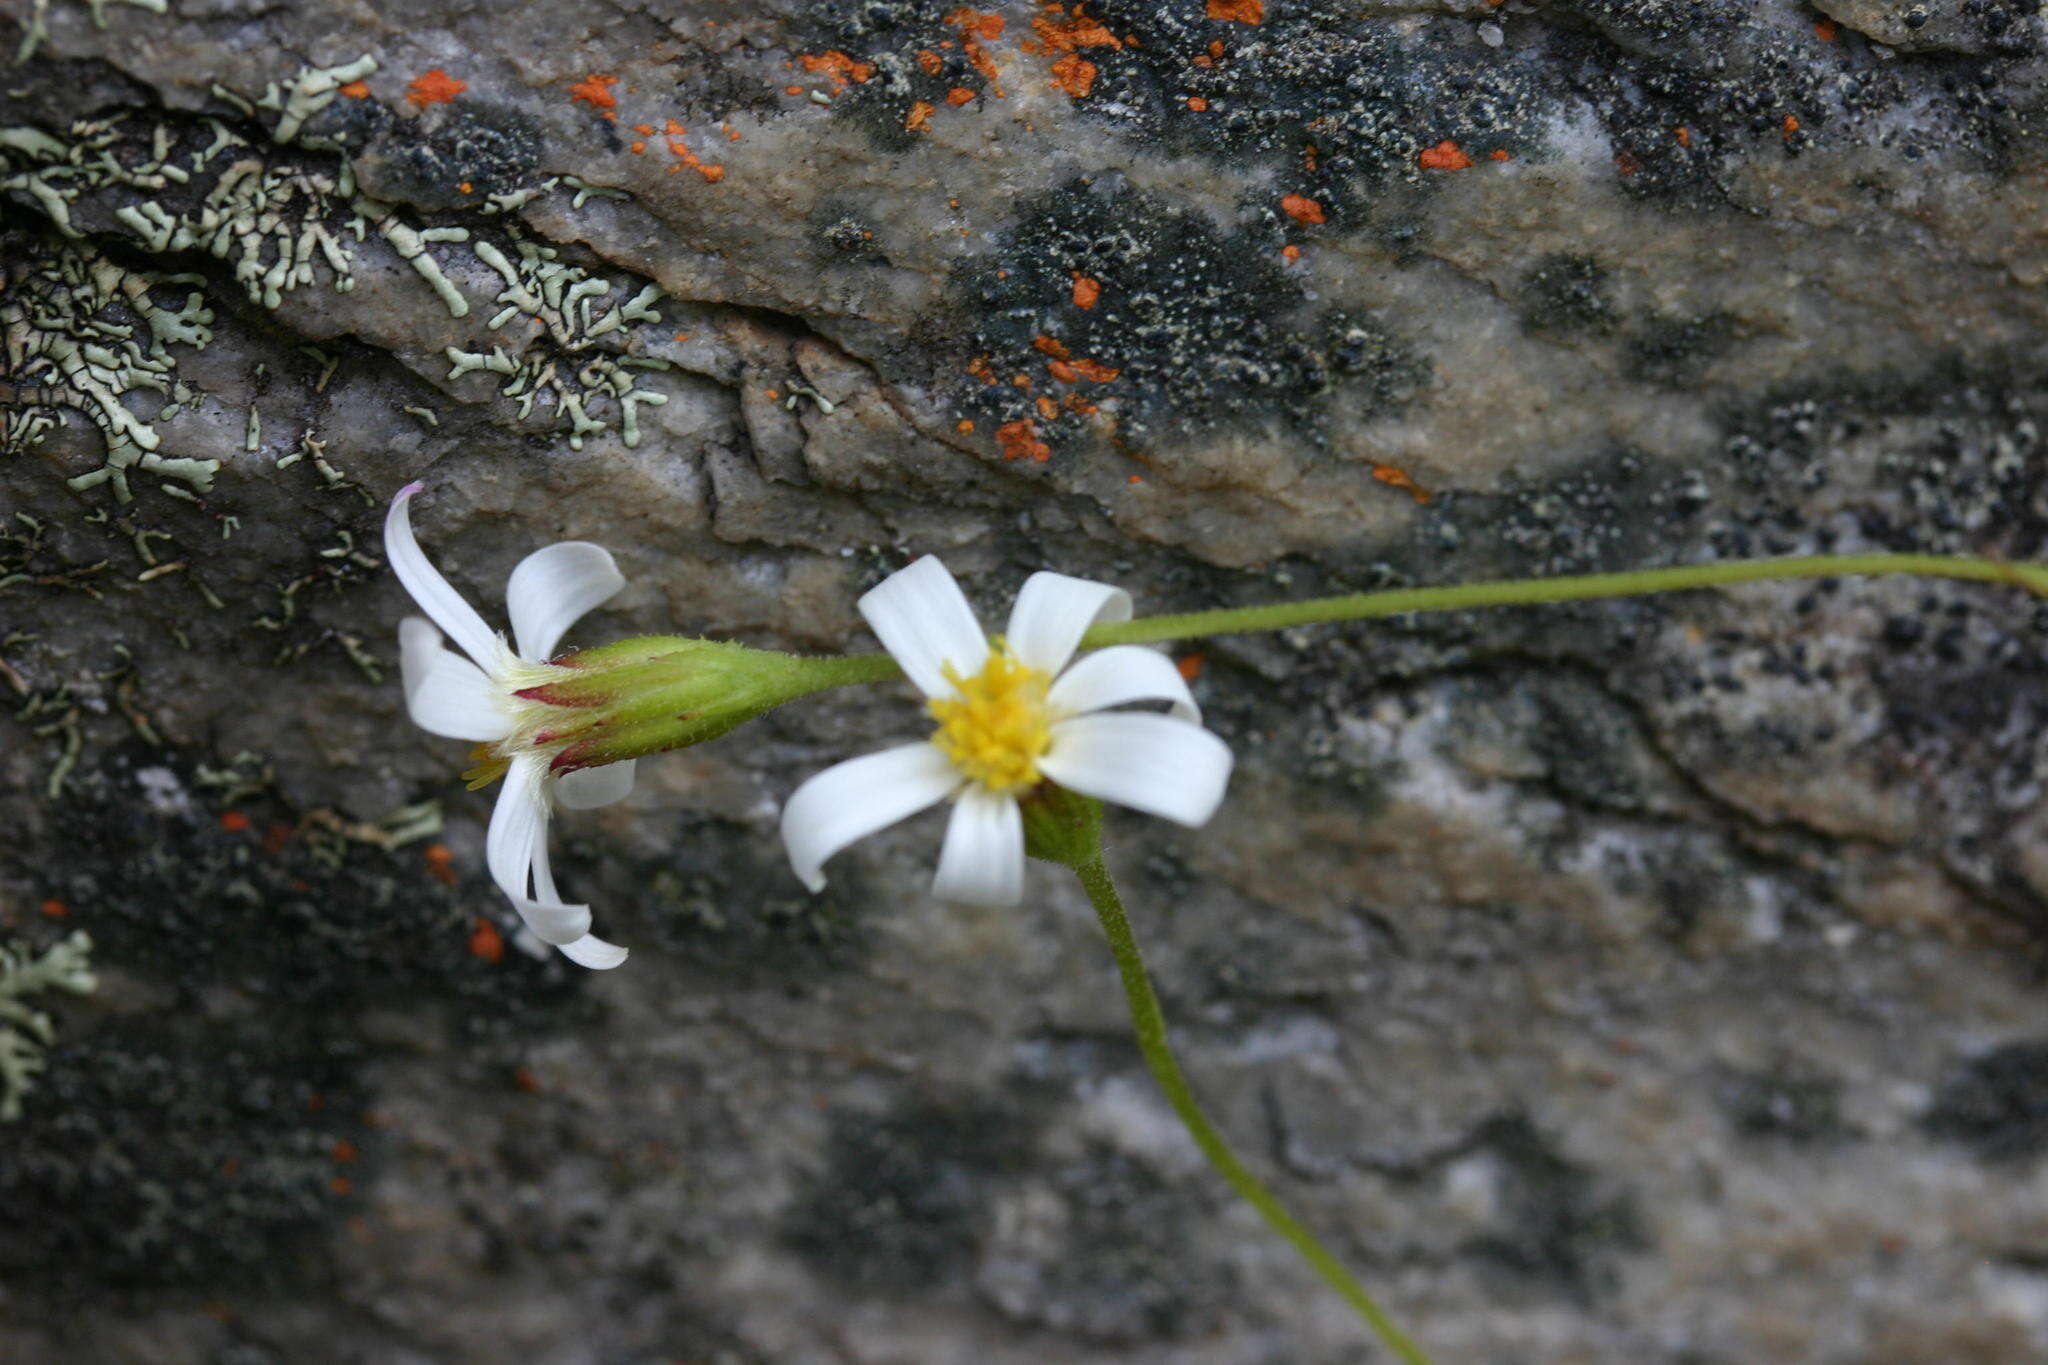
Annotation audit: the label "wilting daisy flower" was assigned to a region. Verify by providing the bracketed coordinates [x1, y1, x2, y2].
[384, 483, 633, 970]
[781, 556, 1233, 906]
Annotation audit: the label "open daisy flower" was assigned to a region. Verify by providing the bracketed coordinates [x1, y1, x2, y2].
[385, 482, 633, 970]
[781, 556, 1233, 907]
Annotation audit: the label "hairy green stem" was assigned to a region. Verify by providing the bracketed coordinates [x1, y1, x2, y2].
[1073, 856, 1432, 1365]
[1079, 552, 2048, 648]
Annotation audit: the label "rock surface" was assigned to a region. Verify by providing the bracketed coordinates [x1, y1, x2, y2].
[5, 1, 2048, 1360]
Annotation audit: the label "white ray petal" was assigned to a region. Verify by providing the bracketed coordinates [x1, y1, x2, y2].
[555, 760, 637, 810]
[1005, 571, 1133, 677]
[400, 617, 513, 741]
[858, 555, 990, 699]
[486, 755, 592, 945]
[557, 934, 630, 970]
[1045, 645, 1199, 723]
[506, 541, 626, 663]
[1040, 713, 1233, 828]
[931, 787, 1025, 908]
[383, 482, 500, 667]
[781, 741, 962, 891]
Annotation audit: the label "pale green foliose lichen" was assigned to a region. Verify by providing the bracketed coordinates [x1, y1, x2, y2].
[0, 930, 97, 1122]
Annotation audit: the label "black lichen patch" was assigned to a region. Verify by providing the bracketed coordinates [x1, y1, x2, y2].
[947, 175, 1423, 456]
[987, 1149, 1232, 1342]
[1924, 1040, 2048, 1160]
[1458, 1114, 1645, 1301]
[1623, 310, 1740, 387]
[358, 103, 544, 211]
[795, 1, 1005, 154]
[782, 1093, 1040, 1293]
[0, 1017, 369, 1288]
[624, 813, 874, 981]
[1518, 253, 1616, 336]
[1718, 1063, 1850, 1143]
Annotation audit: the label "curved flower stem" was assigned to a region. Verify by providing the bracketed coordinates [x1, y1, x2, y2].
[1079, 552, 2048, 648]
[1071, 854, 1432, 1365]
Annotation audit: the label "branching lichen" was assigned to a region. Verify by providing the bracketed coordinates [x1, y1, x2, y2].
[13, 0, 166, 64]
[0, 930, 97, 1122]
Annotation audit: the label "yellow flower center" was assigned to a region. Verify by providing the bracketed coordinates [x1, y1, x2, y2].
[927, 646, 1053, 794]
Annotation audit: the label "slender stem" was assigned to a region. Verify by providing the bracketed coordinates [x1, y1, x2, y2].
[1073, 856, 1432, 1365]
[785, 651, 902, 692]
[1078, 553, 2048, 648]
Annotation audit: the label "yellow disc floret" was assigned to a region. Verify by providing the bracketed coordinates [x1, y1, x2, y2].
[928, 645, 1054, 794]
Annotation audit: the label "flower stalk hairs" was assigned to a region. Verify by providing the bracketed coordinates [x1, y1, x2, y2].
[383, 478, 2048, 1363]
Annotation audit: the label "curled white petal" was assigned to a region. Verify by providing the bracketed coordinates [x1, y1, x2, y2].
[555, 760, 637, 810]
[1040, 713, 1233, 828]
[486, 756, 592, 945]
[400, 617, 513, 742]
[931, 787, 1025, 908]
[383, 482, 501, 667]
[858, 555, 989, 699]
[556, 934, 630, 970]
[1046, 645, 1199, 724]
[1005, 571, 1133, 677]
[780, 741, 962, 891]
[506, 541, 626, 663]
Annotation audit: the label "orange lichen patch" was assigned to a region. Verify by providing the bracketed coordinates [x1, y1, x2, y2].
[1050, 54, 1098, 97]
[918, 48, 945, 74]
[1175, 652, 1205, 682]
[339, 80, 371, 99]
[568, 73, 619, 111]
[468, 915, 506, 963]
[458, 180, 474, 193]
[723, 123, 741, 140]
[1280, 192, 1325, 224]
[630, 139, 647, 153]
[946, 86, 977, 105]
[407, 68, 466, 108]
[1186, 95, 1208, 111]
[1011, 372, 1033, 389]
[1063, 393, 1097, 415]
[662, 119, 726, 181]
[513, 1066, 541, 1093]
[1615, 148, 1643, 176]
[1814, 17, 1838, 40]
[1489, 148, 1509, 161]
[785, 84, 804, 96]
[1418, 139, 1474, 170]
[1070, 357, 1120, 382]
[39, 897, 68, 920]
[1675, 125, 1691, 148]
[1372, 463, 1432, 503]
[1032, 334, 1072, 360]
[1782, 113, 1801, 137]
[1036, 394, 1059, 419]
[423, 843, 458, 886]
[1048, 359, 1079, 382]
[218, 809, 251, 833]
[967, 355, 998, 384]
[331, 1139, 359, 1163]
[996, 418, 1052, 462]
[1206, 0, 1263, 22]
[634, 122, 656, 135]
[1126, 472, 1142, 484]
[956, 418, 976, 432]
[1071, 273, 1101, 308]
[946, 7, 1005, 40]
[1031, 2, 1122, 55]
[798, 50, 876, 89]
[1281, 243, 1301, 262]
[906, 100, 937, 130]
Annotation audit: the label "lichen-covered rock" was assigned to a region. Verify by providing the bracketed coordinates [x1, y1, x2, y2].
[5, 1, 2048, 1361]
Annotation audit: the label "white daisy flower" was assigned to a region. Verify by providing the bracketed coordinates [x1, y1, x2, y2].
[384, 482, 633, 970]
[781, 556, 1233, 907]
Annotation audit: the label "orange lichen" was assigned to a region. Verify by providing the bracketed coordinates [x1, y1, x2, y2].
[798, 50, 876, 89]
[1063, 393, 1098, 415]
[406, 68, 467, 108]
[1050, 54, 1098, 97]
[1782, 113, 1801, 137]
[1615, 149, 1643, 176]
[1489, 148, 1510, 161]
[662, 119, 726, 181]
[1127, 473, 1142, 484]
[918, 48, 945, 74]
[1281, 243, 1301, 262]
[1032, 2, 1122, 55]
[39, 898, 68, 919]
[1371, 463, 1432, 503]
[629, 139, 646, 153]
[906, 100, 937, 130]
[1814, 17, 1838, 40]
[1036, 395, 1060, 419]
[1048, 359, 1078, 382]
[1206, 0, 1263, 22]
[956, 418, 976, 432]
[568, 73, 619, 111]
[785, 84, 804, 96]
[946, 9, 1006, 89]
[219, 809, 252, 832]
[996, 418, 1052, 462]
[1675, 125, 1691, 147]
[331, 1139, 359, 1164]
[457, 180, 474, 193]
[1175, 653, 1205, 682]
[1012, 373, 1033, 389]
[468, 915, 506, 963]
[967, 355, 998, 384]
[1070, 358, 1120, 382]
[1032, 334, 1072, 360]
[1072, 272, 1101, 308]
[424, 843, 458, 887]
[1280, 192, 1325, 224]
[339, 80, 371, 99]
[1418, 139, 1473, 170]
[1186, 95, 1208, 111]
